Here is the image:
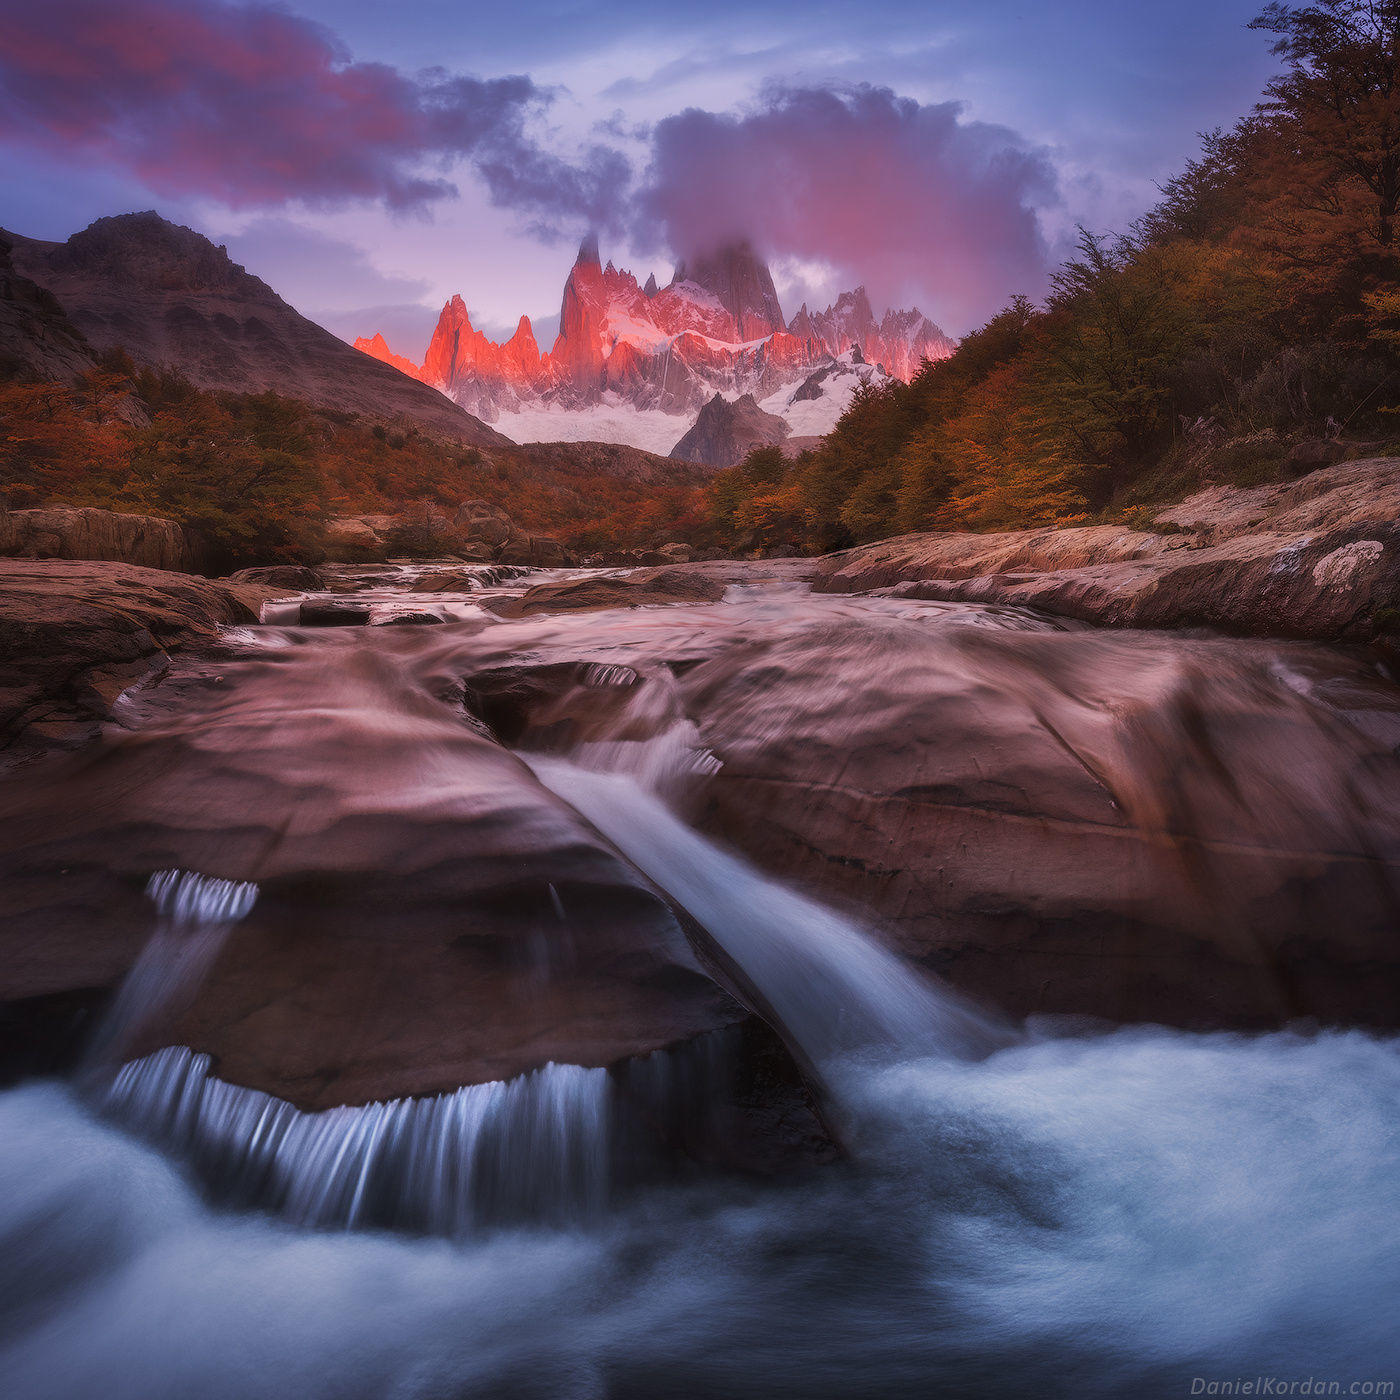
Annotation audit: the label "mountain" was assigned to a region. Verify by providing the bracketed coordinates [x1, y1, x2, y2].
[670, 392, 790, 468]
[356, 238, 955, 444]
[8, 213, 508, 449]
[0, 230, 100, 388]
[789, 289, 956, 381]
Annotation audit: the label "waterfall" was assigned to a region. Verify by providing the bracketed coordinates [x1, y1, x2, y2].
[104, 1046, 613, 1234]
[529, 748, 1010, 1076]
[81, 870, 259, 1075]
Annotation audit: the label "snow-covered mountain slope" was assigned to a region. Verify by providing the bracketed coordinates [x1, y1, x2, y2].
[758, 350, 890, 438]
[491, 399, 700, 455]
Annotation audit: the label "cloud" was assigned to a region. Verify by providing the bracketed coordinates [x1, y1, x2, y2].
[0, 0, 621, 216]
[633, 83, 1059, 330]
[219, 219, 431, 311]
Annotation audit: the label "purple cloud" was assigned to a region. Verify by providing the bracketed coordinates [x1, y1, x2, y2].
[0, 0, 610, 215]
[635, 84, 1059, 329]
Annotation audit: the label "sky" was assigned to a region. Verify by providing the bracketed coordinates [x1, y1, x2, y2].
[0, 0, 1280, 354]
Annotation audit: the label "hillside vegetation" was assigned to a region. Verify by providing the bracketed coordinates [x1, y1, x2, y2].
[1, 360, 707, 568]
[706, 1, 1400, 554]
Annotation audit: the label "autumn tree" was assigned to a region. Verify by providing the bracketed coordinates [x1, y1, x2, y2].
[1245, 1, 1400, 312]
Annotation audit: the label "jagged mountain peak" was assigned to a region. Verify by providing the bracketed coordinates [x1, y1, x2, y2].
[575, 232, 601, 269]
[671, 240, 785, 341]
[354, 234, 955, 435]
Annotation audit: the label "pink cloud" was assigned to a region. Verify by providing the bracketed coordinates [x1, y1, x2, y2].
[635, 84, 1059, 330]
[0, 0, 588, 213]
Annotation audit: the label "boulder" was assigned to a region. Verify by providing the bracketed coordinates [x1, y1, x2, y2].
[298, 602, 370, 627]
[453, 542, 496, 563]
[1282, 438, 1349, 477]
[0, 506, 207, 573]
[0, 639, 752, 1110]
[656, 543, 695, 563]
[484, 569, 726, 617]
[0, 560, 277, 749]
[376, 612, 445, 625]
[674, 613, 1400, 1029]
[495, 534, 576, 567]
[226, 565, 325, 591]
[321, 518, 387, 564]
[456, 499, 516, 548]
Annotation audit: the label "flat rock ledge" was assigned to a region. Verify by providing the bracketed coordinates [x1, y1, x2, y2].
[815, 459, 1400, 641]
[0, 559, 279, 748]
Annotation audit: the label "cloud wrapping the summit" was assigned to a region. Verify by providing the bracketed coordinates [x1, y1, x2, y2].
[635, 85, 1059, 330]
[0, 0, 622, 217]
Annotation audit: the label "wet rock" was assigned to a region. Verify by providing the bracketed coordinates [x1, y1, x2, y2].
[0, 506, 207, 573]
[0, 642, 755, 1111]
[226, 565, 326, 591]
[0, 560, 276, 749]
[408, 568, 490, 592]
[377, 612, 445, 625]
[298, 602, 370, 626]
[485, 569, 726, 617]
[677, 614, 1400, 1030]
[495, 534, 576, 567]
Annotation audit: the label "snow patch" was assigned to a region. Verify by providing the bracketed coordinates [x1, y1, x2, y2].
[494, 400, 692, 455]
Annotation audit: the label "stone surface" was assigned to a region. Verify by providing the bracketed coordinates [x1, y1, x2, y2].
[877, 525, 1399, 639]
[226, 565, 326, 590]
[495, 534, 576, 567]
[1153, 456, 1400, 537]
[485, 569, 726, 617]
[0, 560, 275, 747]
[0, 506, 207, 573]
[298, 602, 370, 626]
[0, 633, 749, 1109]
[815, 463, 1400, 640]
[674, 613, 1400, 1029]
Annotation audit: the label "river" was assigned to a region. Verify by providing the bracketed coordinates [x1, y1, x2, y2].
[1, 563, 1396, 1399]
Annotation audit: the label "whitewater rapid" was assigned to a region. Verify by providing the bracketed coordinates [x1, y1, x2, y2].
[2, 1026, 1397, 1399]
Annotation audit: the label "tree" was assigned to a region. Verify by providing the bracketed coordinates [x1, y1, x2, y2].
[1246, 1, 1400, 304]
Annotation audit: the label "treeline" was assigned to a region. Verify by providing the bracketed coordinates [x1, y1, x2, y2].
[707, 0, 1400, 554]
[1, 357, 706, 568]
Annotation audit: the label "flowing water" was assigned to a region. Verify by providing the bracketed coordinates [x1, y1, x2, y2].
[1, 565, 1397, 1398]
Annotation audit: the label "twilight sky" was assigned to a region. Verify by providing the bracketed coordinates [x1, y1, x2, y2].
[0, 0, 1277, 352]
